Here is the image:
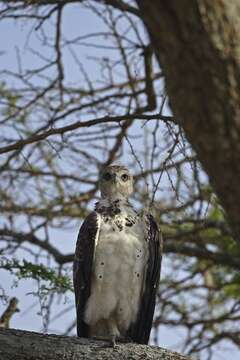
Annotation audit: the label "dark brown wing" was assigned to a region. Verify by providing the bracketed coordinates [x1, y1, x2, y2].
[73, 211, 99, 337]
[127, 214, 163, 344]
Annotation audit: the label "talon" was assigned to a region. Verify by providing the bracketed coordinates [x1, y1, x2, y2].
[92, 336, 117, 348]
[111, 335, 117, 348]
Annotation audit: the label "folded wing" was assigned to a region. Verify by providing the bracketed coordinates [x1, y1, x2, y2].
[73, 211, 100, 337]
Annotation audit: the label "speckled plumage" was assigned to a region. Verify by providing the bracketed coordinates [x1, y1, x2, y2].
[84, 199, 148, 338]
[73, 165, 162, 344]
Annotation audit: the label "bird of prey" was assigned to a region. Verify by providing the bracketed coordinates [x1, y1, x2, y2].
[73, 165, 162, 345]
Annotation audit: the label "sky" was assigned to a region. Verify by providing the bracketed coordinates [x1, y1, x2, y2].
[0, 3, 239, 360]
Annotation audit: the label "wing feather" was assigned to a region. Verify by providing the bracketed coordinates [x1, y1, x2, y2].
[73, 211, 100, 337]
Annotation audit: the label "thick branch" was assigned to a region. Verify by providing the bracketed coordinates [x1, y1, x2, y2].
[0, 229, 73, 265]
[0, 328, 190, 360]
[2, 0, 140, 16]
[137, 0, 240, 241]
[0, 114, 172, 155]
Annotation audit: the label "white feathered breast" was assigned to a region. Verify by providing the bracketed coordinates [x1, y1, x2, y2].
[84, 203, 149, 334]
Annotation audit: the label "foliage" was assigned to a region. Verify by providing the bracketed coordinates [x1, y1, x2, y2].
[1, 258, 72, 294]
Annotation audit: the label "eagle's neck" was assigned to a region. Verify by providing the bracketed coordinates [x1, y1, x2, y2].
[95, 197, 130, 216]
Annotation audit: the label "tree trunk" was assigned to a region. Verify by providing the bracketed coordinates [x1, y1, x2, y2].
[0, 328, 190, 360]
[137, 0, 240, 241]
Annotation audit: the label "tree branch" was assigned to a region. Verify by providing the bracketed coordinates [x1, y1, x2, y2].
[1, 0, 141, 16]
[0, 114, 173, 155]
[0, 328, 190, 360]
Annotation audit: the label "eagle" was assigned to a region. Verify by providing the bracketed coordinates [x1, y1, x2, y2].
[73, 165, 162, 346]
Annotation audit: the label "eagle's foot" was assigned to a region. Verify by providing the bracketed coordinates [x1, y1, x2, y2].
[116, 336, 133, 343]
[92, 335, 117, 348]
[92, 335, 133, 348]
[111, 334, 116, 348]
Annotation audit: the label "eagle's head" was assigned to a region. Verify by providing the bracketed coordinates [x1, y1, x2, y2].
[99, 165, 133, 200]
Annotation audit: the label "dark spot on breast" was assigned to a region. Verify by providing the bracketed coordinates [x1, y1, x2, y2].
[125, 216, 135, 227]
[99, 275, 102, 279]
[101, 262, 104, 265]
[137, 255, 140, 258]
[112, 228, 115, 232]
[137, 273, 140, 277]
[115, 219, 123, 231]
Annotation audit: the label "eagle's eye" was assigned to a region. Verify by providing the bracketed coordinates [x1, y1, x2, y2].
[103, 172, 112, 181]
[121, 173, 129, 182]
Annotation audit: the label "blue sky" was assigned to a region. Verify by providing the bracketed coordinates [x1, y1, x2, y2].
[0, 3, 239, 359]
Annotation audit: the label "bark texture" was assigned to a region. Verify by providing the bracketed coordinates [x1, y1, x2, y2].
[0, 328, 190, 360]
[137, 0, 240, 240]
